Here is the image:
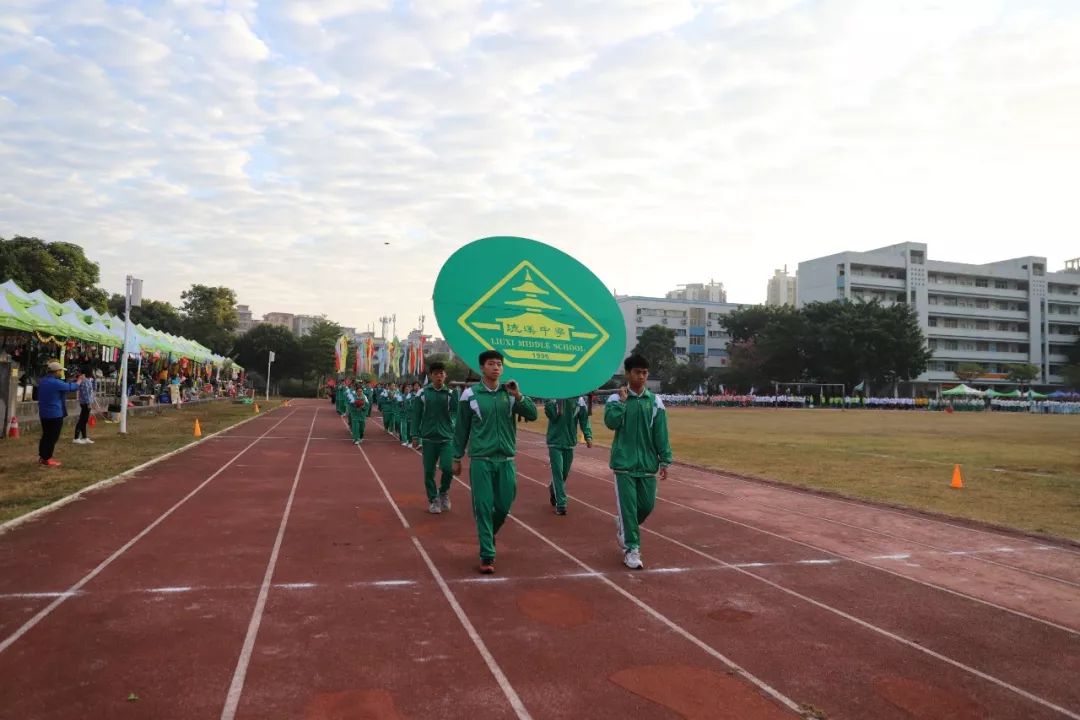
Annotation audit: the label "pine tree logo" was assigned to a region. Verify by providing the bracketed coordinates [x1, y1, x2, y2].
[458, 261, 609, 372]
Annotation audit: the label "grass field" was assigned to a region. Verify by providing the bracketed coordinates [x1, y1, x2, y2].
[528, 407, 1080, 541]
[0, 399, 284, 525]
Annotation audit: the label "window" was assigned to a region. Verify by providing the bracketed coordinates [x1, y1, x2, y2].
[674, 329, 687, 337]
[976, 278, 988, 288]
[708, 330, 724, 338]
[995, 280, 1008, 289]
[689, 336, 704, 346]
[976, 320, 989, 330]
[944, 340, 959, 350]
[944, 318, 958, 328]
[674, 347, 686, 355]
[928, 317, 939, 327]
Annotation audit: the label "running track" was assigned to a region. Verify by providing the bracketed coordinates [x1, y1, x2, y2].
[0, 400, 1077, 719]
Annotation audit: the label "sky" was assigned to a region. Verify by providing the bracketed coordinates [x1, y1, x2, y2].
[2, 0, 1079, 340]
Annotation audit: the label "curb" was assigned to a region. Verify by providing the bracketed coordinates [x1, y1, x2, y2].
[0, 405, 282, 535]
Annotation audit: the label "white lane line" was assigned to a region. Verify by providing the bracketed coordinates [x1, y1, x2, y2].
[872, 554, 912, 561]
[0, 409, 298, 657]
[357, 445, 533, 720]
[556, 462, 1080, 636]
[370, 580, 415, 587]
[0, 592, 78, 600]
[797, 559, 840, 566]
[220, 409, 319, 720]
[147, 586, 192, 594]
[276, 582, 316, 590]
[513, 469, 1080, 720]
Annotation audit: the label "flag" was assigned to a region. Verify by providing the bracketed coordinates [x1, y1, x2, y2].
[417, 336, 425, 373]
[334, 335, 349, 373]
[354, 346, 360, 374]
[853, 381, 865, 393]
[269, 350, 276, 362]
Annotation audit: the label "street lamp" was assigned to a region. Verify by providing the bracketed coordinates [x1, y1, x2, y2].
[119, 275, 143, 435]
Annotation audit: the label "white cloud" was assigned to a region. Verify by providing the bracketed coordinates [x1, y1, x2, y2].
[1, 0, 1079, 343]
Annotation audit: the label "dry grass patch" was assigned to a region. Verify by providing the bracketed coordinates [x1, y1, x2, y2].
[0, 400, 284, 525]
[526, 407, 1080, 540]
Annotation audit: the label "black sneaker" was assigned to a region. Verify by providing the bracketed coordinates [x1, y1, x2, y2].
[549, 484, 556, 507]
[555, 506, 567, 516]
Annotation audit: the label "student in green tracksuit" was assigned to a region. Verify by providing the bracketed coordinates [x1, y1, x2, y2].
[335, 378, 348, 416]
[411, 362, 458, 514]
[345, 384, 368, 445]
[382, 382, 399, 435]
[545, 396, 593, 515]
[604, 354, 673, 570]
[452, 350, 538, 574]
[398, 387, 412, 445]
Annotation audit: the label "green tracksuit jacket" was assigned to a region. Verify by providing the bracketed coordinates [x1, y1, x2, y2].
[545, 397, 593, 449]
[604, 389, 673, 474]
[411, 385, 458, 442]
[453, 383, 538, 459]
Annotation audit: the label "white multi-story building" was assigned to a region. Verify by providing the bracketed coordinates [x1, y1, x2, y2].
[665, 280, 727, 303]
[262, 312, 294, 330]
[235, 304, 258, 333]
[798, 243, 1080, 385]
[617, 296, 744, 369]
[292, 314, 325, 337]
[766, 266, 798, 307]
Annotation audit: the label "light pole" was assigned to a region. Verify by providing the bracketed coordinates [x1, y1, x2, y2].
[119, 275, 143, 435]
[266, 350, 275, 401]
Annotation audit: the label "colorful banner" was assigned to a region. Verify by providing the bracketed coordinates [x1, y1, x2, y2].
[334, 335, 349, 373]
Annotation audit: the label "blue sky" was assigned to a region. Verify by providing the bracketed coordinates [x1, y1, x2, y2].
[1, 0, 1078, 338]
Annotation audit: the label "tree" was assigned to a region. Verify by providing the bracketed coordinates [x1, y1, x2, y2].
[1062, 364, 1080, 389]
[0, 236, 108, 311]
[300, 319, 345, 378]
[630, 325, 677, 377]
[180, 284, 238, 354]
[107, 294, 185, 334]
[1006, 363, 1039, 385]
[233, 324, 303, 381]
[662, 358, 706, 393]
[955, 363, 984, 382]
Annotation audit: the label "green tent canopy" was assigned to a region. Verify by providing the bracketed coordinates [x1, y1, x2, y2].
[0, 290, 35, 332]
[942, 384, 985, 397]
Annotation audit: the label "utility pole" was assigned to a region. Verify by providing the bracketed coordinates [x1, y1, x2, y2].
[119, 275, 143, 435]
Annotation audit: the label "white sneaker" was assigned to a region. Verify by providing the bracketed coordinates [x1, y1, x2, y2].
[73, 438, 86, 445]
[439, 493, 451, 511]
[623, 549, 643, 570]
[428, 500, 442, 514]
[401, 441, 409, 447]
[84, 438, 94, 444]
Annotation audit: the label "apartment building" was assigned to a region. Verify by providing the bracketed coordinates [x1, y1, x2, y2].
[665, 280, 727, 303]
[235, 304, 258, 333]
[766, 266, 798, 307]
[262, 312, 295, 330]
[617, 296, 744, 369]
[798, 243, 1080, 385]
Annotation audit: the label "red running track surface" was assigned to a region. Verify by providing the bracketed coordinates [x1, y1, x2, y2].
[0, 399, 1076, 719]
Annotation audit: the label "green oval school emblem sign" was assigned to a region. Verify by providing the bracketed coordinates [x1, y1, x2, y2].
[434, 236, 626, 398]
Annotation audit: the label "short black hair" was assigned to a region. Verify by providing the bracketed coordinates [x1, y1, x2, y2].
[428, 361, 445, 372]
[624, 354, 650, 371]
[479, 350, 504, 365]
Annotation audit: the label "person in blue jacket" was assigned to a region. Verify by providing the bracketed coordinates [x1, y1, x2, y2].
[38, 361, 83, 467]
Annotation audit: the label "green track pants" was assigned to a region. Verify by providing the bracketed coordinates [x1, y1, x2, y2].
[614, 473, 657, 551]
[423, 440, 454, 502]
[470, 458, 517, 562]
[398, 415, 410, 443]
[548, 447, 574, 508]
[348, 409, 366, 442]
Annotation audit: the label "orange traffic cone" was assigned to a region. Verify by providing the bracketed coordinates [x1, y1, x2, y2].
[7, 416, 19, 439]
[950, 464, 964, 489]
[254, 403, 260, 414]
[194, 419, 202, 438]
